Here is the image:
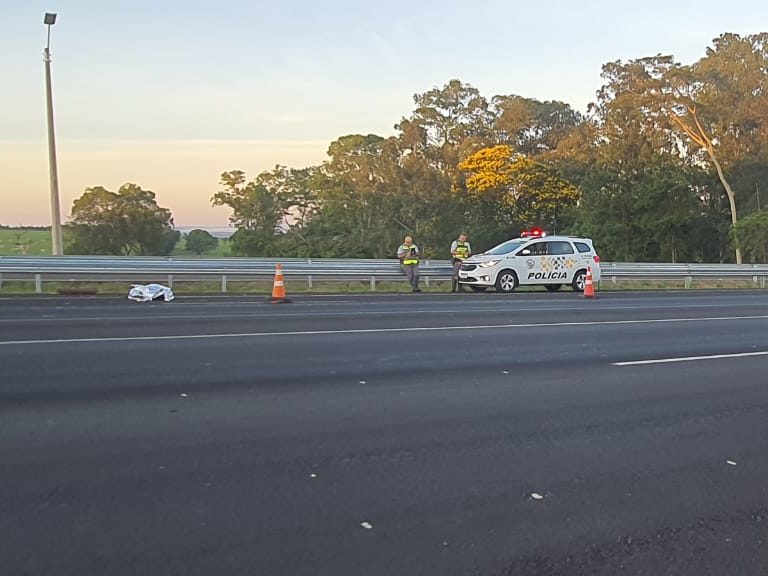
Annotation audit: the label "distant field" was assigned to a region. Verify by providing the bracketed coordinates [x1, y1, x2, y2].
[0, 228, 53, 256]
[0, 228, 230, 257]
[173, 236, 231, 257]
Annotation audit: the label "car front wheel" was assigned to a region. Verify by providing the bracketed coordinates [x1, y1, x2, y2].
[495, 270, 518, 293]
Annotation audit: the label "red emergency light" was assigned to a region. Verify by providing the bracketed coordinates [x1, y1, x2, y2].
[521, 227, 546, 238]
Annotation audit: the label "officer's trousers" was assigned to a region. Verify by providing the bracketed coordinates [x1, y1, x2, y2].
[402, 264, 419, 290]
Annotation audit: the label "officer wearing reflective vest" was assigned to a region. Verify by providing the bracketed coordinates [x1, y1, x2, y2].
[450, 232, 471, 292]
[397, 236, 421, 292]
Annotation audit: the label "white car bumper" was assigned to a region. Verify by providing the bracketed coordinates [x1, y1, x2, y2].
[458, 268, 496, 286]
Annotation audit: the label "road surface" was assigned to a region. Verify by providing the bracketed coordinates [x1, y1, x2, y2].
[2, 291, 768, 575]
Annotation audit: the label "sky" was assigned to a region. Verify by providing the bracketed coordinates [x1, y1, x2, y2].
[1, 0, 766, 227]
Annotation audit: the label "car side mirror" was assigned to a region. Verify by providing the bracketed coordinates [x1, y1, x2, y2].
[520, 249, 531, 256]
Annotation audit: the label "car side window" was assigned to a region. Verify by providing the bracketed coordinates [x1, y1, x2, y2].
[574, 242, 591, 253]
[549, 241, 575, 255]
[527, 242, 548, 256]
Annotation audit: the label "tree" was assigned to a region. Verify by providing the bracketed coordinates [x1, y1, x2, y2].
[67, 184, 179, 255]
[596, 34, 768, 262]
[397, 80, 494, 184]
[491, 96, 584, 156]
[459, 145, 580, 232]
[731, 211, 768, 263]
[185, 229, 218, 254]
[406, 79, 492, 149]
[303, 133, 458, 258]
[212, 170, 290, 256]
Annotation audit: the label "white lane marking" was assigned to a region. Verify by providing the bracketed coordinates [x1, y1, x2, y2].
[3, 303, 768, 324]
[1, 314, 767, 347]
[613, 351, 768, 366]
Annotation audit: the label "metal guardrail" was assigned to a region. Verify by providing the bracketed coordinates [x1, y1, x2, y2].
[599, 262, 768, 289]
[1, 256, 768, 292]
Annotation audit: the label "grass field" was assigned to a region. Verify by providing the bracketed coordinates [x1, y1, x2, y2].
[0, 276, 764, 295]
[0, 228, 231, 257]
[172, 235, 232, 257]
[0, 228, 53, 256]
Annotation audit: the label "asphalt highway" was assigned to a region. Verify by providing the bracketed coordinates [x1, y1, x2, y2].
[3, 290, 768, 575]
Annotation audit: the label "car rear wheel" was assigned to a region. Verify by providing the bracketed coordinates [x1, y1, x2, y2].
[572, 270, 586, 292]
[495, 270, 518, 293]
[544, 284, 562, 292]
[469, 286, 488, 293]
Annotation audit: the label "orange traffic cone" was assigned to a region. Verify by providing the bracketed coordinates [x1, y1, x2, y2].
[584, 266, 595, 298]
[268, 263, 292, 303]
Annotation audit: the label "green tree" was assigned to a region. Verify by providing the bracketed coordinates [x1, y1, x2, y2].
[596, 34, 768, 262]
[185, 229, 218, 254]
[565, 71, 719, 263]
[731, 211, 768, 263]
[67, 184, 179, 255]
[212, 170, 289, 256]
[491, 96, 584, 156]
[406, 79, 492, 150]
[304, 133, 457, 258]
[397, 80, 494, 186]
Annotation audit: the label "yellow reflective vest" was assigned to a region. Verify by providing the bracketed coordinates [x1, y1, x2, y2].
[399, 245, 419, 265]
[453, 241, 470, 260]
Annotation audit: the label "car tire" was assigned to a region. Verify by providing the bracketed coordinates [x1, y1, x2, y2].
[572, 270, 587, 292]
[544, 284, 562, 292]
[469, 286, 488, 293]
[495, 270, 518, 293]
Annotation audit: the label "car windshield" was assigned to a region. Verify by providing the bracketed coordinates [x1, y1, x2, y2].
[484, 240, 527, 255]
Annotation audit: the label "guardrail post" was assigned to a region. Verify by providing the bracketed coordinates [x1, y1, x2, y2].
[307, 275, 313, 289]
[167, 274, 174, 288]
[35, 274, 42, 293]
[762, 276, 767, 289]
[0, 272, 3, 290]
[424, 275, 430, 288]
[221, 275, 228, 293]
[684, 276, 692, 289]
[370, 276, 376, 292]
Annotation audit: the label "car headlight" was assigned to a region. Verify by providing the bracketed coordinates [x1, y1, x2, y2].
[478, 260, 500, 268]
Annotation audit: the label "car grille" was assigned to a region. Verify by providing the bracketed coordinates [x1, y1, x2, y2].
[461, 264, 477, 272]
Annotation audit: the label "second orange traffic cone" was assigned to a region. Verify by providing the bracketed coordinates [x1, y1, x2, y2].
[268, 263, 292, 304]
[584, 266, 595, 298]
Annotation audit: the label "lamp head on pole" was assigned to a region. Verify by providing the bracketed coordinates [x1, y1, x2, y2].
[44, 13, 57, 25]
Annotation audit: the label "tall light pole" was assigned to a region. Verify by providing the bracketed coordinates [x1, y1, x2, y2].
[44, 12, 64, 256]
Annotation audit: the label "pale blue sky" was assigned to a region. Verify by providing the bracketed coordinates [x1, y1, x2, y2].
[1, 0, 765, 225]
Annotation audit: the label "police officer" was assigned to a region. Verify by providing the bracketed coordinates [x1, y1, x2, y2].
[450, 232, 471, 292]
[397, 236, 421, 292]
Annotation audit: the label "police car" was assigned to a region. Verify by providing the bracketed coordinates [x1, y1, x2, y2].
[458, 228, 601, 293]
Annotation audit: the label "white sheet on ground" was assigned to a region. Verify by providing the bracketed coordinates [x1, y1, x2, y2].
[127, 283, 175, 302]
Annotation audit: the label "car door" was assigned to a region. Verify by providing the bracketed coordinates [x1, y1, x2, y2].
[517, 241, 549, 285]
[544, 240, 579, 284]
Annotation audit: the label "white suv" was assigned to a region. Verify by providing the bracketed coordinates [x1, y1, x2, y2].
[458, 234, 601, 293]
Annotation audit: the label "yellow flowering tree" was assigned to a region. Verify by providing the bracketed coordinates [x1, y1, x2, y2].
[458, 144, 580, 227]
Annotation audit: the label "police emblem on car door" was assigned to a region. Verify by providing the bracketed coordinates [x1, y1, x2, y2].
[519, 241, 550, 284]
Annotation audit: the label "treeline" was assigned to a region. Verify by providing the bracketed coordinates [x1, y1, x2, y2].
[64, 184, 219, 256]
[66, 33, 768, 262]
[212, 33, 768, 263]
